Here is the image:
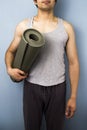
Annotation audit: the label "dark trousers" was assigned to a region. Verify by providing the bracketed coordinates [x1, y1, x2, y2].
[23, 80, 66, 130]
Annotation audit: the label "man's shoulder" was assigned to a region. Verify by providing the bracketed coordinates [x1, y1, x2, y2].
[62, 19, 75, 35]
[15, 18, 31, 35]
[17, 18, 31, 28]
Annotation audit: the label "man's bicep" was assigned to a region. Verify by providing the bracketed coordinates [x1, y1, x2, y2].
[66, 25, 78, 64]
[9, 36, 21, 53]
[7, 24, 22, 53]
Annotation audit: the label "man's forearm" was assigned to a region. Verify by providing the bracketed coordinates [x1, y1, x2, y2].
[5, 50, 15, 72]
[69, 62, 80, 99]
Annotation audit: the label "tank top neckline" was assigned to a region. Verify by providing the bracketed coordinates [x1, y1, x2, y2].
[29, 16, 62, 35]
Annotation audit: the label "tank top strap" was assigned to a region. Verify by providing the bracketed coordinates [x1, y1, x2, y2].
[58, 17, 64, 25]
[58, 17, 67, 33]
[28, 17, 34, 28]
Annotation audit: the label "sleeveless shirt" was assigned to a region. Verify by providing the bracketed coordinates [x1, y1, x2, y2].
[26, 17, 68, 86]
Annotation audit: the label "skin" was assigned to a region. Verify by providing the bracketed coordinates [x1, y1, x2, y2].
[5, 0, 80, 118]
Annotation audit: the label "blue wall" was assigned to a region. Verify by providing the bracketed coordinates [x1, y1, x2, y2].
[0, 0, 87, 130]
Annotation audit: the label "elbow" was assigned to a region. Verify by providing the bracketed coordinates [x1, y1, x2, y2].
[69, 59, 80, 70]
[5, 48, 16, 56]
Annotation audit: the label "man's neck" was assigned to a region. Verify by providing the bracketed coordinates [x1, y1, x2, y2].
[35, 10, 55, 22]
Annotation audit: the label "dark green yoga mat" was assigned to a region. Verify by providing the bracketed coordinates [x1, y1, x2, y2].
[11, 28, 45, 82]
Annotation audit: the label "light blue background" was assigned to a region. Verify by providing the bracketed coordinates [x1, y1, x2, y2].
[0, 0, 87, 130]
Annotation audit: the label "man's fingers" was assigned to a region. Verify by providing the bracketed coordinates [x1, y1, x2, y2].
[65, 107, 70, 117]
[13, 69, 28, 81]
[65, 106, 75, 118]
[17, 69, 28, 76]
[18, 70, 26, 75]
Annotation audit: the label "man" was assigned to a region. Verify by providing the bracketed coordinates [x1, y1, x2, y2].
[5, 0, 80, 130]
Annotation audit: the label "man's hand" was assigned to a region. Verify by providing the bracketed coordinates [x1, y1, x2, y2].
[65, 97, 76, 118]
[7, 68, 28, 82]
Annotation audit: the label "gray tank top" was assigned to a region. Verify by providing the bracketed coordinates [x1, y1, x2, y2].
[27, 17, 68, 86]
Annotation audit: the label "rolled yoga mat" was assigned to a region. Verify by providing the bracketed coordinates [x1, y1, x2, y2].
[11, 28, 45, 82]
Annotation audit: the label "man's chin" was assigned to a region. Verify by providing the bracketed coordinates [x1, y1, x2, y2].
[39, 7, 53, 11]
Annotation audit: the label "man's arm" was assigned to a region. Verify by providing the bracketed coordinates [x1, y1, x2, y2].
[64, 21, 80, 118]
[5, 23, 28, 81]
